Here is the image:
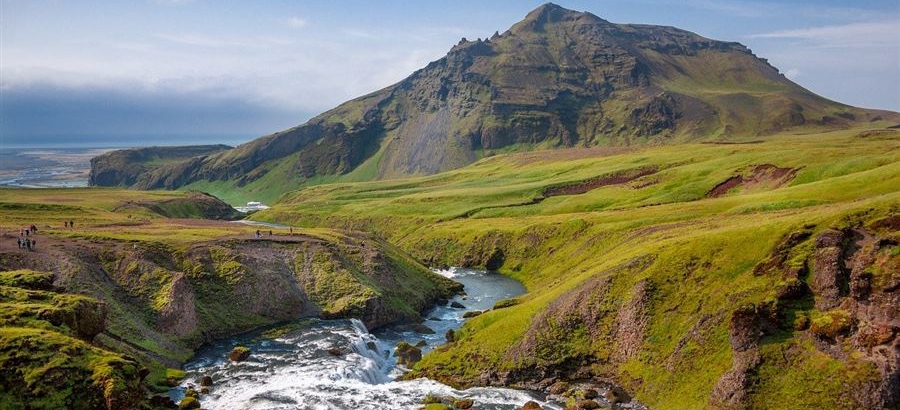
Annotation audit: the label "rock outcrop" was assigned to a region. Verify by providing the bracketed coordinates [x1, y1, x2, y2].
[710, 224, 899, 409]
[89, 145, 231, 187]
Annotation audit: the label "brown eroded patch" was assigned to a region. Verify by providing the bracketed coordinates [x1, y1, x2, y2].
[542, 166, 659, 197]
[706, 164, 798, 198]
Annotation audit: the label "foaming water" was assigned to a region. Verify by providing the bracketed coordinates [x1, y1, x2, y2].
[175, 268, 560, 410]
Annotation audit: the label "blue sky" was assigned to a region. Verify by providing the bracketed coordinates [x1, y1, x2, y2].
[1, 0, 898, 145]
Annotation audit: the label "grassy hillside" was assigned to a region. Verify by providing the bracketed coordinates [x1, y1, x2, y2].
[253, 126, 900, 409]
[0, 188, 460, 409]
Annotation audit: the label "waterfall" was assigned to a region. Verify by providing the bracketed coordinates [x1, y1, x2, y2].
[346, 319, 390, 384]
[174, 268, 560, 410]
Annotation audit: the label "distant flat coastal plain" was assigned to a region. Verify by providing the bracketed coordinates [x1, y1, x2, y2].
[0, 147, 113, 188]
[0, 135, 252, 188]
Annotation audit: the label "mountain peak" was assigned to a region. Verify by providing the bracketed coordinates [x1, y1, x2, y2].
[518, 3, 608, 29]
[510, 3, 610, 32]
[92, 4, 896, 194]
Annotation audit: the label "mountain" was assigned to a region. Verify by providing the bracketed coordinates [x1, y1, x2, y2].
[90, 3, 898, 200]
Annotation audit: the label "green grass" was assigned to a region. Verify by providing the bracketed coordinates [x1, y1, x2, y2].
[0, 279, 145, 410]
[0, 125, 896, 409]
[249, 127, 899, 409]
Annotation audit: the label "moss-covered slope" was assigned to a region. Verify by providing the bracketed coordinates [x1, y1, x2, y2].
[253, 127, 900, 409]
[0, 270, 146, 410]
[0, 190, 461, 407]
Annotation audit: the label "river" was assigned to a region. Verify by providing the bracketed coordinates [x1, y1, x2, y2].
[172, 267, 564, 410]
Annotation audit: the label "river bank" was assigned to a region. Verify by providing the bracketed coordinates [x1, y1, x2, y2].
[171, 268, 565, 410]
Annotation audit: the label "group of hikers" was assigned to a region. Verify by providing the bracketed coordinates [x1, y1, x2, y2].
[12, 221, 75, 251]
[255, 227, 294, 238]
[16, 224, 39, 251]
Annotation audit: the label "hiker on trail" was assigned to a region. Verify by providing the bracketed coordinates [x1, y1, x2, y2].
[24, 238, 31, 251]
[29, 239, 35, 250]
[64, 221, 68, 228]
[269, 230, 273, 236]
[69, 221, 74, 228]
[16, 237, 21, 249]
[255, 229, 261, 238]
[30, 224, 37, 233]
[289, 227, 293, 234]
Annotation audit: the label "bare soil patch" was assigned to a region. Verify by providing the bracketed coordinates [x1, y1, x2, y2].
[543, 166, 659, 197]
[706, 164, 798, 198]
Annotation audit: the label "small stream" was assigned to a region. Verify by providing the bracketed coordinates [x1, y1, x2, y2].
[173, 268, 563, 410]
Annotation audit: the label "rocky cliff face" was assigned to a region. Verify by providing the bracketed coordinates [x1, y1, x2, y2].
[91, 3, 895, 193]
[89, 145, 231, 187]
[0, 232, 460, 375]
[407, 216, 899, 410]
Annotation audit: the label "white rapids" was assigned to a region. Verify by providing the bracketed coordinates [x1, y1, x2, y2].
[174, 268, 562, 410]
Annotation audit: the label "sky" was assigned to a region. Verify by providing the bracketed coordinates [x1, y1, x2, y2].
[1, 0, 898, 146]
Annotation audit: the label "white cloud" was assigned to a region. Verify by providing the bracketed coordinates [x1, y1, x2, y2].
[748, 20, 900, 48]
[288, 17, 307, 29]
[783, 68, 800, 79]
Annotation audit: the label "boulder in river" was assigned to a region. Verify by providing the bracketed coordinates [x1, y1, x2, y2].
[395, 341, 423, 367]
[228, 345, 251, 362]
[178, 396, 201, 409]
[453, 397, 475, 409]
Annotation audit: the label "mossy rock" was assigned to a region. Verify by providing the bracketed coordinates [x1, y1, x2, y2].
[548, 381, 569, 395]
[453, 397, 475, 409]
[178, 395, 201, 409]
[420, 404, 451, 410]
[492, 298, 520, 310]
[0, 270, 54, 290]
[396, 341, 423, 367]
[576, 399, 601, 409]
[520, 401, 542, 409]
[228, 345, 251, 362]
[810, 309, 852, 338]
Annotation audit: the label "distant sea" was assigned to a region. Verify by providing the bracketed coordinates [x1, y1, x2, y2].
[0, 135, 253, 188]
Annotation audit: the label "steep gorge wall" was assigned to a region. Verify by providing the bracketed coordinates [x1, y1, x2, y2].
[382, 210, 898, 409]
[0, 233, 460, 379]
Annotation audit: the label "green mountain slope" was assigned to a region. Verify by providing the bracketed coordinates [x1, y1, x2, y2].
[89, 3, 898, 204]
[252, 127, 900, 409]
